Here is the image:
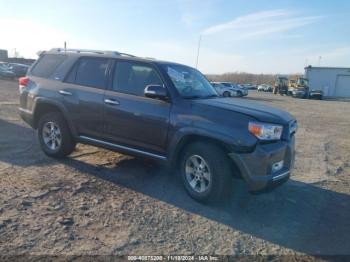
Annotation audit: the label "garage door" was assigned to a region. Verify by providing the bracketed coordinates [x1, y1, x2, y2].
[335, 75, 350, 98]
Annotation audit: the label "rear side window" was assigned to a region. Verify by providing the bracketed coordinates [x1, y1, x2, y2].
[66, 57, 108, 89]
[112, 61, 163, 96]
[31, 54, 67, 77]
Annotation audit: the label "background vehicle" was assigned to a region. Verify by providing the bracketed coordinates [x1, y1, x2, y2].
[291, 77, 309, 99]
[211, 82, 237, 97]
[243, 83, 257, 90]
[218, 82, 248, 97]
[0, 64, 15, 80]
[19, 48, 296, 203]
[8, 63, 30, 77]
[274, 76, 288, 95]
[288, 78, 297, 95]
[257, 84, 273, 92]
[309, 89, 323, 99]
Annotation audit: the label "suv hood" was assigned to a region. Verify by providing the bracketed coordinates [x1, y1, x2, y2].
[194, 98, 294, 124]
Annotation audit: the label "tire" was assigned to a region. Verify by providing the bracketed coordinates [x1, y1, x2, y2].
[237, 91, 243, 97]
[38, 112, 76, 158]
[180, 142, 232, 203]
[223, 91, 230, 97]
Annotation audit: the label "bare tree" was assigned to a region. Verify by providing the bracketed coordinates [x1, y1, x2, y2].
[206, 72, 303, 85]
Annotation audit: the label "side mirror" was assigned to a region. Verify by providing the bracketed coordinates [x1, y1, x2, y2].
[144, 85, 168, 100]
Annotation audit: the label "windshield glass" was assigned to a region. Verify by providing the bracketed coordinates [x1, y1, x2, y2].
[297, 78, 309, 86]
[162, 64, 218, 99]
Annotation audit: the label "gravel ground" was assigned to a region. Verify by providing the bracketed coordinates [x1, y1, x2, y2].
[0, 79, 349, 258]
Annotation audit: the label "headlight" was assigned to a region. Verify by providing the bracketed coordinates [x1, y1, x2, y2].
[248, 121, 283, 140]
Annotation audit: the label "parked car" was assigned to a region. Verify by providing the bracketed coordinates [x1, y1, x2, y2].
[211, 82, 237, 97]
[291, 88, 308, 98]
[0, 64, 15, 80]
[291, 78, 323, 99]
[243, 84, 257, 90]
[218, 82, 248, 97]
[309, 89, 323, 100]
[19, 48, 297, 203]
[8, 63, 30, 77]
[257, 84, 273, 92]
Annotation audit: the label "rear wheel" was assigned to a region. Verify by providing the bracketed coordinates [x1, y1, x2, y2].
[38, 112, 76, 158]
[223, 91, 230, 97]
[180, 142, 232, 203]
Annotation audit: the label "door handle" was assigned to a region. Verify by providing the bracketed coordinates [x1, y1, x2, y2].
[104, 98, 120, 105]
[59, 90, 72, 96]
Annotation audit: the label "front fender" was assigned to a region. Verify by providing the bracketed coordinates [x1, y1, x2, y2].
[167, 126, 255, 167]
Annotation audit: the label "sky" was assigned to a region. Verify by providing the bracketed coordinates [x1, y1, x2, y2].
[0, 0, 349, 74]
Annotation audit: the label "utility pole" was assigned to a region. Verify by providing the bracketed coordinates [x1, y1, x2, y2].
[195, 35, 202, 69]
[318, 56, 322, 66]
[64, 41, 67, 51]
[13, 48, 18, 58]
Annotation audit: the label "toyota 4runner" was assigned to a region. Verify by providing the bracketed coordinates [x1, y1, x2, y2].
[19, 48, 297, 203]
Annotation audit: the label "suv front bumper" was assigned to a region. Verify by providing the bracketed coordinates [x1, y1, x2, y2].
[228, 136, 295, 191]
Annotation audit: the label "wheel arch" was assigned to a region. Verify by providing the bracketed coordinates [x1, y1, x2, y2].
[169, 133, 242, 179]
[33, 98, 77, 137]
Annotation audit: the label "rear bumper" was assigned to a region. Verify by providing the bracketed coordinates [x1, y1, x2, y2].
[309, 91, 323, 98]
[19, 107, 34, 127]
[292, 91, 306, 98]
[228, 136, 295, 191]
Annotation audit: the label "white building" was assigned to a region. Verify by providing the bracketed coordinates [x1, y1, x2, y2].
[304, 66, 350, 98]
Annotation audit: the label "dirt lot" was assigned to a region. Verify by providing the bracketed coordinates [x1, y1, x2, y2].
[0, 79, 349, 257]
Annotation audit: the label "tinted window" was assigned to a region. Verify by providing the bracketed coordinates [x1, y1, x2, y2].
[31, 54, 66, 77]
[112, 61, 163, 96]
[72, 58, 109, 88]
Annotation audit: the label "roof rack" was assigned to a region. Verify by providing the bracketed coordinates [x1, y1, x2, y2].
[49, 48, 136, 57]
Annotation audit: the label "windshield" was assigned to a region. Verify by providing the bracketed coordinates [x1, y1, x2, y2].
[0, 64, 9, 70]
[297, 78, 309, 86]
[212, 83, 226, 89]
[162, 64, 218, 99]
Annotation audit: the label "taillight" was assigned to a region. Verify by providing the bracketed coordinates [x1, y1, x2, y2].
[19, 77, 29, 92]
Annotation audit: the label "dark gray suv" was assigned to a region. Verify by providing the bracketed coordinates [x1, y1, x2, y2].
[19, 48, 297, 203]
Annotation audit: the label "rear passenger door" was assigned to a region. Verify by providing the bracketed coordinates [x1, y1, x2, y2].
[103, 60, 171, 154]
[60, 57, 110, 138]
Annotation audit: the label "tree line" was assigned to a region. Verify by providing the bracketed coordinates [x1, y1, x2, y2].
[206, 72, 302, 85]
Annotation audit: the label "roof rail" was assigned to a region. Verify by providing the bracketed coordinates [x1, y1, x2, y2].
[49, 48, 136, 57]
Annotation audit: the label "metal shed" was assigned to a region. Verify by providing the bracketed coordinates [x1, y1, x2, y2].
[304, 66, 350, 98]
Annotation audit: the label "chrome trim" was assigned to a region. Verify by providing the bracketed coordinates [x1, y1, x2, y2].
[104, 99, 120, 105]
[59, 90, 72, 96]
[272, 171, 290, 181]
[79, 135, 166, 160]
[19, 107, 32, 115]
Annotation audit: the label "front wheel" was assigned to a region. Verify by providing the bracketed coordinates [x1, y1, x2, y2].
[38, 112, 76, 158]
[180, 142, 232, 203]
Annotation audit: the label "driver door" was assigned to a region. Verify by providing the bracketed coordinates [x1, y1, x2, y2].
[103, 60, 171, 154]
